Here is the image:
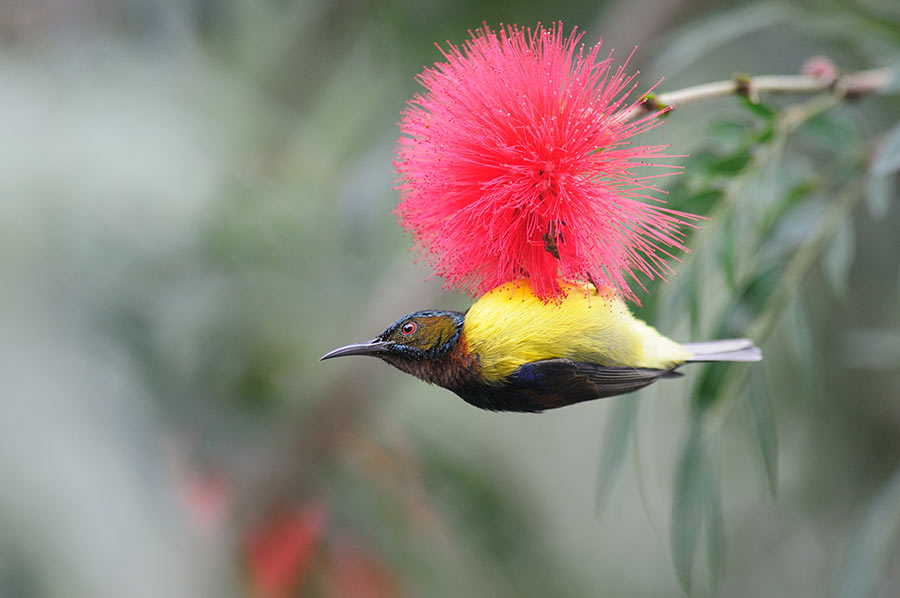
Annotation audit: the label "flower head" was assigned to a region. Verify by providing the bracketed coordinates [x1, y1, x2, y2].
[394, 23, 700, 302]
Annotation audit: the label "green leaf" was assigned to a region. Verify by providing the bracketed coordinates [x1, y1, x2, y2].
[685, 148, 728, 179]
[709, 119, 751, 149]
[659, 258, 699, 331]
[756, 199, 824, 269]
[671, 422, 726, 595]
[738, 95, 777, 121]
[753, 125, 776, 145]
[704, 463, 725, 597]
[822, 218, 855, 301]
[710, 151, 753, 176]
[748, 369, 778, 497]
[865, 174, 894, 220]
[671, 427, 707, 594]
[719, 212, 738, 289]
[764, 180, 819, 232]
[595, 397, 639, 514]
[739, 263, 783, 314]
[693, 363, 729, 410]
[786, 296, 822, 401]
[689, 263, 703, 341]
[838, 466, 900, 598]
[871, 121, 900, 177]
[684, 147, 722, 167]
[683, 188, 725, 216]
[800, 112, 861, 150]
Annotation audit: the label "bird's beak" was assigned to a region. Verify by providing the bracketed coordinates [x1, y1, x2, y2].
[320, 339, 391, 361]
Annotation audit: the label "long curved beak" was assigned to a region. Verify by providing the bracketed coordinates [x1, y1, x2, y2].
[320, 339, 390, 361]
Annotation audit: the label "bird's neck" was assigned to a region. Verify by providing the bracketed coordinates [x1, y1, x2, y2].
[381, 312, 482, 391]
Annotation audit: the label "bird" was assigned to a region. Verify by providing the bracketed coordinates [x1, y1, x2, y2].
[320, 280, 761, 412]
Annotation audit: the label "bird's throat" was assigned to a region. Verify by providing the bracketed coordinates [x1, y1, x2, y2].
[380, 333, 481, 392]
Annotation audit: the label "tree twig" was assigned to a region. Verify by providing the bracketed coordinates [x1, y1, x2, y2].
[619, 66, 895, 121]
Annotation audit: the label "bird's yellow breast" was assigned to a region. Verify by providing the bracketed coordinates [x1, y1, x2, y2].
[462, 280, 692, 383]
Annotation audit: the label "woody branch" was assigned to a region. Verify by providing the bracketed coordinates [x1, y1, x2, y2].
[619, 63, 895, 121]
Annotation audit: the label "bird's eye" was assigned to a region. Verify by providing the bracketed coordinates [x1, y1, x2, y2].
[401, 322, 417, 335]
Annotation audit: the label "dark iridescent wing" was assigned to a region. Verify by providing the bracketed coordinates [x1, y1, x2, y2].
[501, 359, 678, 411]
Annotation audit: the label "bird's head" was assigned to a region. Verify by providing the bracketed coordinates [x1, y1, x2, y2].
[320, 310, 468, 385]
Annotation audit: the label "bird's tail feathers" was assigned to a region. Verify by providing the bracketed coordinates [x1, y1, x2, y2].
[682, 338, 762, 362]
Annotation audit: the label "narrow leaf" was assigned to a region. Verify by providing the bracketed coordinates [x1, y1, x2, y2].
[787, 295, 822, 401]
[800, 112, 860, 150]
[765, 180, 819, 232]
[710, 151, 753, 176]
[709, 118, 751, 150]
[822, 218, 855, 301]
[871, 121, 900, 177]
[689, 265, 702, 341]
[704, 456, 725, 596]
[694, 363, 729, 411]
[865, 174, 894, 220]
[748, 369, 778, 497]
[595, 397, 639, 513]
[753, 125, 775, 145]
[685, 148, 722, 175]
[659, 258, 698, 331]
[719, 212, 738, 289]
[740, 263, 784, 313]
[671, 426, 708, 594]
[685, 188, 725, 215]
[738, 95, 777, 121]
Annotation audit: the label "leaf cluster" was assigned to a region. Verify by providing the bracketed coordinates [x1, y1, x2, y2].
[601, 76, 900, 596]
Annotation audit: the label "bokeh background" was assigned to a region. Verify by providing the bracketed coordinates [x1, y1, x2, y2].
[1, 0, 899, 596]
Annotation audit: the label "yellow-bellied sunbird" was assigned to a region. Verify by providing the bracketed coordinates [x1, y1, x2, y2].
[321, 280, 761, 412]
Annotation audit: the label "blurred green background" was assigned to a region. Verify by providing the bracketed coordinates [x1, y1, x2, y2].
[1, 0, 898, 596]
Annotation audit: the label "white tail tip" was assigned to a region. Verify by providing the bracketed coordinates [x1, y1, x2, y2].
[682, 338, 762, 362]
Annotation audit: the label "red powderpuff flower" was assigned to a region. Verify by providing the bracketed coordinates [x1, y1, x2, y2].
[394, 23, 700, 302]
